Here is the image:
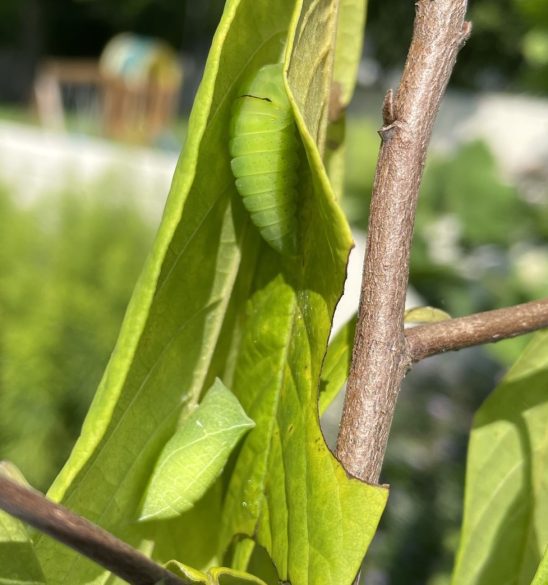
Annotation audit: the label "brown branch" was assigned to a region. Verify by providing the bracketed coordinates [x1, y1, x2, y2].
[336, 0, 471, 484]
[405, 299, 548, 363]
[0, 474, 188, 585]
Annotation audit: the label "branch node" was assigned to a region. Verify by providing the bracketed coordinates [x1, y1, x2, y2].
[382, 89, 396, 126]
[377, 121, 398, 142]
[459, 21, 473, 46]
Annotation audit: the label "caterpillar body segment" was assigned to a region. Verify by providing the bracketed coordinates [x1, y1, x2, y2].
[229, 64, 300, 256]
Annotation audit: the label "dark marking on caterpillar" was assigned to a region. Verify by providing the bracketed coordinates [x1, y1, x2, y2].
[241, 95, 272, 103]
[229, 64, 299, 256]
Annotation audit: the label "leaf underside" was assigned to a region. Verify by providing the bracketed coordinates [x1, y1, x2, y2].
[452, 330, 548, 585]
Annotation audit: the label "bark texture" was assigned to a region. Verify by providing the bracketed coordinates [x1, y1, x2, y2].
[0, 475, 186, 585]
[405, 299, 548, 362]
[336, 0, 471, 483]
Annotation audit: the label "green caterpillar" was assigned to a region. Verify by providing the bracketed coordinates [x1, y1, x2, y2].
[229, 64, 299, 256]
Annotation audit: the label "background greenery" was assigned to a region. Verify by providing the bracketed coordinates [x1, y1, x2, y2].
[0, 184, 153, 488]
[367, 0, 548, 92]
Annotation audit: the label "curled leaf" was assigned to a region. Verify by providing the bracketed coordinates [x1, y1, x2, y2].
[140, 380, 254, 522]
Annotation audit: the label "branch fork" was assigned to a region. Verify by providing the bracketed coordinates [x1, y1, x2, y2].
[333, 0, 546, 486]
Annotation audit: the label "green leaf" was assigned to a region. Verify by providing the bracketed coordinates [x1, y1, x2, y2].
[404, 306, 452, 324]
[0, 463, 46, 585]
[147, 481, 224, 573]
[319, 317, 356, 415]
[35, 1, 298, 582]
[34, 1, 386, 584]
[140, 379, 254, 521]
[325, 0, 368, 197]
[452, 330, 548, 585]
[286, 0, 338, 151]
[530, 549, 548, 585]
[217, 4, 388, 585]
[332, 0, 368, 107]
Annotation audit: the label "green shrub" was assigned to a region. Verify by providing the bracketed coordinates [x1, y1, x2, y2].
[0, 182, 153, 489]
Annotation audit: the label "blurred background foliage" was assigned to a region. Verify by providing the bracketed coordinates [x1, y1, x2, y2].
[0, 184, 153, 488]
[0, 1, 547, 585]
[1, 0, 548, 103]
[367, 0, 548, 92]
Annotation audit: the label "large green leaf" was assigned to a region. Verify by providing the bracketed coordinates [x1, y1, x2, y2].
[35, 0, 296, 581]
[34, 1, 386, 584]
[452, 330, 548, 585]
[217, 4, 387, 585]
[0, 463, 46, 585]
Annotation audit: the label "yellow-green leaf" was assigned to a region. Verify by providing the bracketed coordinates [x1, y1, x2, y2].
[530, 549, 548, 585]
[166, 560, 268, 585]
[452, 330, 548, 585]
[333, 0, 368, 107]
[325, 0, 368, 196]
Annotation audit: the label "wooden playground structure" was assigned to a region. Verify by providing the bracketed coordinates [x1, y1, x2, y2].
[33, 33, 183, 144]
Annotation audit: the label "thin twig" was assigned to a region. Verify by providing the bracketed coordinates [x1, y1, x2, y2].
[336, 0, 471, 484]
[0, 474, 188, 585]
[405, 299, 548, 363]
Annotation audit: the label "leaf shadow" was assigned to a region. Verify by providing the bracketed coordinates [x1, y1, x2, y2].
[0, 539, 45, 581]
[471, 369, 547, 584]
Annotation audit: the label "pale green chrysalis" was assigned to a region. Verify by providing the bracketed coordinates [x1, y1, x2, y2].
[229, 64, 299, 256]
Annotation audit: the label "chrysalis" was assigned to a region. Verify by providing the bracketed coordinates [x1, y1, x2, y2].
[229, 64, 299, 256]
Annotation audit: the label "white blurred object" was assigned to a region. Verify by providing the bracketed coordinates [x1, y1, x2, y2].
[325, 230, 424, 449]
[0, 120, 176, 221]
[433, 92, 548, 178]
[422, 214, 463, 266]
[357, 57, 381, 88]
[332, 229, 424, 336]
